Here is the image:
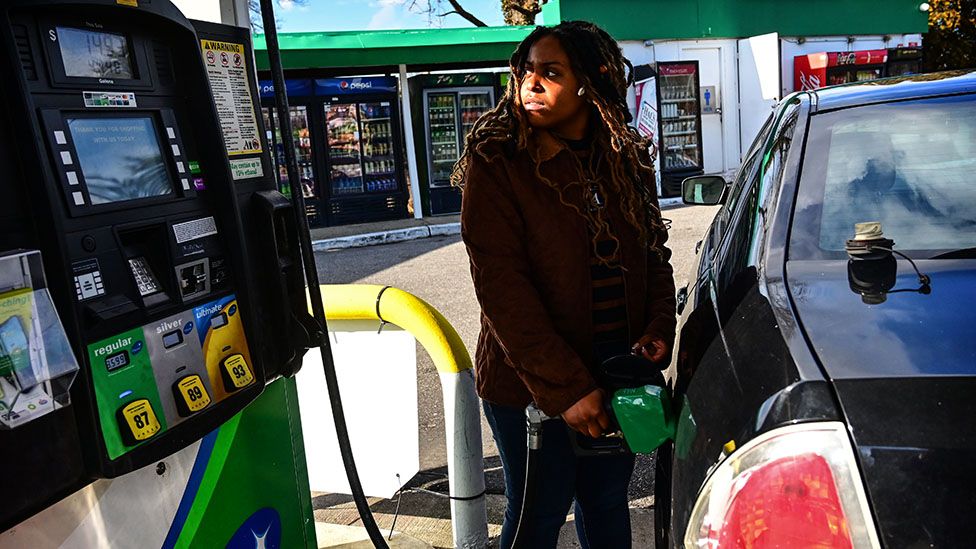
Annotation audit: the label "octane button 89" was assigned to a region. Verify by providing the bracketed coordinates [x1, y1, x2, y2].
[174, 375, 212, 415]
[118, 399, 161, 443]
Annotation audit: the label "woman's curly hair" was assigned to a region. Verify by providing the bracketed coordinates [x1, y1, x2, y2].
[450, 20, 665, 258]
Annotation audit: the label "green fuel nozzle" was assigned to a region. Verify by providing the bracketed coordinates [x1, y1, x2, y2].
[610, 384, 675, 454]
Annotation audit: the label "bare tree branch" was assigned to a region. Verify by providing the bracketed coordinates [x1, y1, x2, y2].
[502, 0, 540, 25]
[445, 0, 488, 26]
[509, 3, 540, 18]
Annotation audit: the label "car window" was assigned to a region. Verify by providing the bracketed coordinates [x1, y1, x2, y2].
[791, 94, 976, 259]
[706, 114, 775, 252]
[718, 104, 800, 279]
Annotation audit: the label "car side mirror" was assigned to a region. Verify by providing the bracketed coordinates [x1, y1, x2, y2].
[682, 175, 727, 205]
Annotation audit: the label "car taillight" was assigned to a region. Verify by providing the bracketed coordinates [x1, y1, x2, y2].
[685, 422, 880, 549]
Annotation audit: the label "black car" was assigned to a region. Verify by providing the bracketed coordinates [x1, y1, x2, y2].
[654, 71, 976, 548]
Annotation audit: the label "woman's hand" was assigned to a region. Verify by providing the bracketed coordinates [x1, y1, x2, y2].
[632, 335, 670, 363]
[561, 388, 610, 438]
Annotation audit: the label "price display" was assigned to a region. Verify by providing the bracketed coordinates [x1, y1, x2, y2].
[57, 27, 135, 79]
[105, 350, 130, 372]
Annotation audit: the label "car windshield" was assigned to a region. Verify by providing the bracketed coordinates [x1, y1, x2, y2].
[791, 94, 976, 259]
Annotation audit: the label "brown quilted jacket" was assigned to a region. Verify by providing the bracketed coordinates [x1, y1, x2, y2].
[460, 129, 676, 416]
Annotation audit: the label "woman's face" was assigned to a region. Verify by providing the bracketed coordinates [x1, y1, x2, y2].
[519, 35, 589, 140]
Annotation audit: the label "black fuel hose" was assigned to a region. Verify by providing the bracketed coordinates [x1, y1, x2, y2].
[258, 2, 390, 547]
[511, 405, 551, 549]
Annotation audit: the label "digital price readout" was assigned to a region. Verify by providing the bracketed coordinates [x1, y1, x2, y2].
[211, 312, 227, 329]
[56, 27, 135, 80]
[105, 350, 129, 372]
[161, 330, 183, 349]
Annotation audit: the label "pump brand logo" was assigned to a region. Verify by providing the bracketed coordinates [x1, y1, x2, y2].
[94, 337, 133, 357]
[196, 302, 223, 320]
[155, 319, 184, 335]
[227, 507, 281, 549]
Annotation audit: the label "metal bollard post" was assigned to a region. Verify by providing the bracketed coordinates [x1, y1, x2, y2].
[319, 284, 489, 547]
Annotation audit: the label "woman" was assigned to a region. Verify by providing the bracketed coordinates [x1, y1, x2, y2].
[455, 21, 676, 548]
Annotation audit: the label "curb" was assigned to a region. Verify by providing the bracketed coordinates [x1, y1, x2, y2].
[312, 223, 461, 252]
[312, 197, 683, 252]
[659, 197, 683, 209]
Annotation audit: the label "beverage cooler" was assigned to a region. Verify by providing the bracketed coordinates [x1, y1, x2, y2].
[886, 46, 923, 77]
[409, 73, 497, 215]
[260, 76, 409, 227]
[794, 49, 889, 91]
[656, 61, 704, 197]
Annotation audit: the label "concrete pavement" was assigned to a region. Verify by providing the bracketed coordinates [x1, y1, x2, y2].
[310, 197, 685, 252]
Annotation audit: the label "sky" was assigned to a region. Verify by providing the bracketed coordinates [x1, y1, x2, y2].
[273, 0, 506, 33]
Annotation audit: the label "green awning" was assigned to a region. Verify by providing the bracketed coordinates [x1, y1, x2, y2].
[544, 0, 928, 41]
[254, 25, 534, 71]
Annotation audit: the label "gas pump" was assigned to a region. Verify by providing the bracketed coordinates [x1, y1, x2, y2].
[0, 0, 313, 537]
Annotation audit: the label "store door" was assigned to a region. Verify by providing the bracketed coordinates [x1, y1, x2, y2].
[680, 46, 725, 174]
[737, 33, 781, 160]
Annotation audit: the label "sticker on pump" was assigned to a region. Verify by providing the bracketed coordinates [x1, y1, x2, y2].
[118, 399, 161, 443]
[174, 375, 211, 415]
[221, 353, 254, 391]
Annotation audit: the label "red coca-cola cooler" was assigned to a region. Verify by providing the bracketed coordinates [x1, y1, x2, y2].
[794, 49, 889, 91]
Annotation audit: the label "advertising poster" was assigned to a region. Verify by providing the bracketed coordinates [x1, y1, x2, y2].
[634, 77, 662, 193]
[200, 40, 262, 157]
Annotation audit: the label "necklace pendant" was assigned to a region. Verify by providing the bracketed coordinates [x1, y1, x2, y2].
[588, 182, 604, 210]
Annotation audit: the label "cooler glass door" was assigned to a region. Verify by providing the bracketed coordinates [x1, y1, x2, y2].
[276, 106, 318, 206]
[458, 89, 494, 142]
[358, 101, 397, 193]
[658, 63, 702, 172]
[426, 92, 459, 188]
[325, 102, 364, 195]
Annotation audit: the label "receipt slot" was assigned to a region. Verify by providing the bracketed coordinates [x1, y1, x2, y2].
[0, 0, 309, 530]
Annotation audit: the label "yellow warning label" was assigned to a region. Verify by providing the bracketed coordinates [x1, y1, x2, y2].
[116, 0, 138, 6]
[200, 40, 244, 54]
[200, 40, 261, 157]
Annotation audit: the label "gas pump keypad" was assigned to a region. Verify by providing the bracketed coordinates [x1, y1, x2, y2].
[174, 375, 211, 415]
[118, 399, 161, 443]
[221, 354, 254, 391]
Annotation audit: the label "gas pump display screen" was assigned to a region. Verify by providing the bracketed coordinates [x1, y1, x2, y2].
[67, 117, 173, 205]
[56, 27, 134, 80]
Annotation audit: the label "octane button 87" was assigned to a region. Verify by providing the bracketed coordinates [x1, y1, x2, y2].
[118, 399, 161, 444]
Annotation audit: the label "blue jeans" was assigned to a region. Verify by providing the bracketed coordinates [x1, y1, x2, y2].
[484, 400, 635, 549]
